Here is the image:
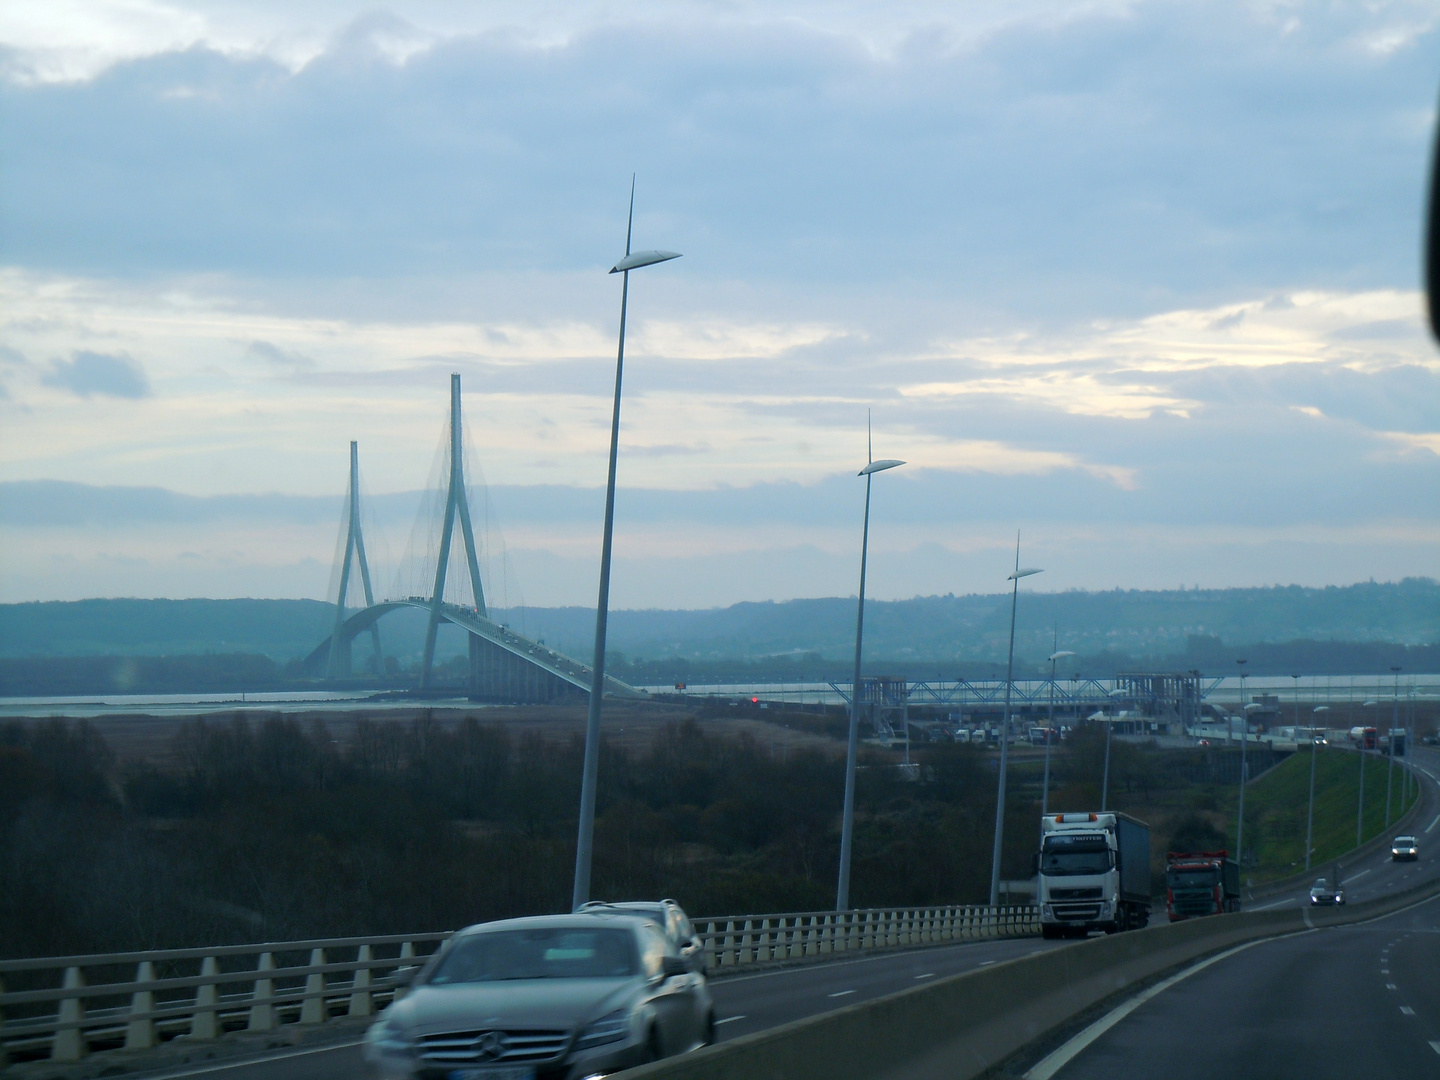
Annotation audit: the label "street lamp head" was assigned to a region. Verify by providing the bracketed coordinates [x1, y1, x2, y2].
[1049, 650, 1076, 662]
[1244, 702, 1264, 713]
[610, 250, 683, 273]
[1313, 705, 1329, 713]
[859, 458, 905, 476]
[1009, 567, 1043, 580]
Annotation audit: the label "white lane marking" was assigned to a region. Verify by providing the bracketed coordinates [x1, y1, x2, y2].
[1429, 1040, 1440, 1055]
[1023, 935, 1298, 1080]
[709, 936, 1021, 985]
[1251, 898, 1293, 911]
[1348, 869, 1373, 882]
[1387, 983, 1397, 990]
[979, 960, 997, 966]
[1401, 1006, 1415, 1016]
[1381, 968, 1390, 974]
[827, 989, 855, 998]
[1426, 814, 1440, 834]
[714, 1015, 746, 1025]
[914, 972, 935, 979]
[131, 1041, 364, 1079]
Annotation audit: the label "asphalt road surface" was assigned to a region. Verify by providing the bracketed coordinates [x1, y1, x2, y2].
[1038, 890, 1440, 1078]
[1247, 745, 1440, 911]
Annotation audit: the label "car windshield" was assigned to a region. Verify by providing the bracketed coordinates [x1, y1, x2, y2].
[1041, 837, 1112, 876]
[428, 928, 638, 983]
[1311, 880, 1328, 890]
[1394, 838, 1415, 845]
[1167, 869, 1219, 888]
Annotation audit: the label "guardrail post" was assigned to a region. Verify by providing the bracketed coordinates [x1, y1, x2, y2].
[247, 952, 275, 1031]
[191, 956, 220, 1040]
[349, 945, 374, 1017]
[394, 942, 416, 1001]
[53, 966, 87, 1062]
[722, 920, 736, 966]
[126, 960, 158, 1050]
[299, 948, 328, 1024]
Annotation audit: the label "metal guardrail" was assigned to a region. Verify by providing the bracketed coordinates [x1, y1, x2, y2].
[0, 905, 1037, 1065]
[695, 905, 1038, 968]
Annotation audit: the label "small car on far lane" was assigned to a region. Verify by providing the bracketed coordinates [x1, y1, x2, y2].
[1391, 836, 1419, 862]
[1308, 878, 1346, 906]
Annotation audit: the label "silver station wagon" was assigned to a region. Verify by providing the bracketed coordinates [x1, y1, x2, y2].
[364, 913, 715, 1080]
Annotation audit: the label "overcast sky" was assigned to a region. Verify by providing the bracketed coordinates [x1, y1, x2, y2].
[1, 1, 1438, 608]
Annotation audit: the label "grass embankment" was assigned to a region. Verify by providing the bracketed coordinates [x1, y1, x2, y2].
[1232, 747, 1421, 883]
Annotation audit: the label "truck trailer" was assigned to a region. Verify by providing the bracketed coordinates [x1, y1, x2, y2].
[1037, 811, 1151, 939]
[1165, 850, 1240, 921]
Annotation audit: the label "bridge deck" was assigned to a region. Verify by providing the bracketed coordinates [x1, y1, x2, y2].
[305, 600, 644, 700]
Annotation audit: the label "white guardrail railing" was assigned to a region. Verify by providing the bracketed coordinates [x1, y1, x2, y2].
[0, 904, 1038, 1065]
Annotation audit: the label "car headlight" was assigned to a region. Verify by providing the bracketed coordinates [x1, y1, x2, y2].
[368, 1019, 416, 1056]
[575, 1008, 630, 1050]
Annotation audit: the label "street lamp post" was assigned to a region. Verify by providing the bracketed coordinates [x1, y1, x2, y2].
[1359, 700, 1377, 847]
[1307, 705, 1328, 872]
[988, 536, 1041, 908]
[834, 434, 904, 913]
[1235, 658, 1248, 868]
[1291, 674, 1301, 736]
[1386, 666, 1400, 828]
[1042, 648, 1075, 821]
[572, 182, 681, 912]
[1101, 687, 1126, 812]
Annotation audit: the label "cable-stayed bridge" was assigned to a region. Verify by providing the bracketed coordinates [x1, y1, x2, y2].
[302, 373, 642, 704]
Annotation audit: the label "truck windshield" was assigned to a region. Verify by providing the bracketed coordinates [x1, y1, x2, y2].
[1040, 838, 1112, 876]
[1167, 870, 1219, 888]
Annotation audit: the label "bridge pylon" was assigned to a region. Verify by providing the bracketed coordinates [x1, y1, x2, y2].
[327, 440, 383, 678]
[420, 373, 487, 690]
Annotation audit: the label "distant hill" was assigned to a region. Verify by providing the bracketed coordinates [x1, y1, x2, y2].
[0, 598, 337, 660]
[499, 578, 1440, 668]
[0, 580, 1435, 675]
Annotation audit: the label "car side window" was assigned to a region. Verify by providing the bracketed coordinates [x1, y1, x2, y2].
[638, 923, 666, 977]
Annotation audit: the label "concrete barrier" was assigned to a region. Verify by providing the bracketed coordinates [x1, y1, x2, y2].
[617, 877, 1440, 1080]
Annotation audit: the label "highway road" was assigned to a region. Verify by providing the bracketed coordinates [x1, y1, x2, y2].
[1246, 744, 1440, 910]
[121, 745, 1440, 1080]
[1019, 746, 1440, 1079]
[129, 934, 1064, 1080]
[1029, 889, 1440, 1078]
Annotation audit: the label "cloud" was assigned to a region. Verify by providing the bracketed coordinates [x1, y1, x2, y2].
[0, 5, 1438, 602]
[40, 350, 150, 398]
[0, 4, 1435, 319]
[245, 339, 314, 368]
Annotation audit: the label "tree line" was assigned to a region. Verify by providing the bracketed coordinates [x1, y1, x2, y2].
[1, 713, 1053, 958]
[1, 712, 1271, 959]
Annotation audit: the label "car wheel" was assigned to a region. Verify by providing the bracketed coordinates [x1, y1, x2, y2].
[702, 1011, 716, 1046]
[643, 1026, 663, 1062]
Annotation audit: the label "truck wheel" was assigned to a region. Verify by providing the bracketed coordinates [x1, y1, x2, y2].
[1041, 925, 1062, 940]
